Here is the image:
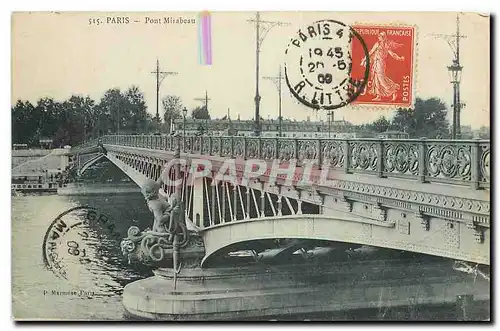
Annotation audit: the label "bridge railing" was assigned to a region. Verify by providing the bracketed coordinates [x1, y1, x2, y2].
[70, 138, 100, 153]
[98, 134, 490, 189]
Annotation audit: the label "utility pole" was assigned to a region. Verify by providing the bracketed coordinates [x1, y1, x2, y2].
[151, 59, 178, 133]
[429, 14, 466, 139]
[194, 90, 210, 114]
[264, 65, 285, 137]
[327, 111, 335, 138]
[327, 111, 331, 138]
[247, 12, 290, 136]
[194, 90, 211, 133]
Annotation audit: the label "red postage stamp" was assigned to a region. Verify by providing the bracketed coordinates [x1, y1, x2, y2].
[350, 25, 415, 107]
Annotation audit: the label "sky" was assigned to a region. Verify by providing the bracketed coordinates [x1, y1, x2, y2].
[11, 11, 490, 128]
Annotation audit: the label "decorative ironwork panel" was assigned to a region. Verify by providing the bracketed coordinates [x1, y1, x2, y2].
[183, 136, 191, 151]
[278, 139, 296, 162]
[192, 137, 202, 154]
[383, 142, 419, 176]
[426, 142, 471, 182]
[233, 137, 245, 158]
[211, 137, 221, 155]
[479, 142, 490, 184]
[261, 138, 276, 160]
[321, 140, 344, 168]
[221, 137, 232, 156]
[166, 136, 173, 151]
[297, 139, 318, 163]
[350, 141, 378, 172]
[201, 136, 210, 154]
[164, 136, 169, 150]
[246, 138, 259, 159]
[77, 135, 489, 191]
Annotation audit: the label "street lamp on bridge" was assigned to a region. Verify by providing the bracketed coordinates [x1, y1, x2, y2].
[182, 107, 188, 151]
[429, 15, 467, 140]
[448, 60, 465, 139]
[247, 12, 290, 136]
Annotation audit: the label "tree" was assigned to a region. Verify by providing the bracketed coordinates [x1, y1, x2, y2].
[371, 116, 390, 133]
[98, 88, 125, 134]
[11, 100, 35, 144]
[49, 95, 90, 147]
[391, 107, 414, 134]
[162, 95, 183, 132]
[392, 97, 449, 138]
[96, 87, 150, 135]
[35, 97, 64, 140]
[124, 86, 148, 133]
[191, 106, 211, 120]
[476, 126, 490, 139]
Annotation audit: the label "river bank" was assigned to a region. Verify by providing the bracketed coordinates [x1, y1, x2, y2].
[57, 182, 140, 196]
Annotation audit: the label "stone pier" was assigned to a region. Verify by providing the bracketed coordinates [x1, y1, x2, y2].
[122, 258, 489, 321]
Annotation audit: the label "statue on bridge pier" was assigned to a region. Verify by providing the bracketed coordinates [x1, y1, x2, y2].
[120, 178, 205, 268]
[142, 179, 179, 239]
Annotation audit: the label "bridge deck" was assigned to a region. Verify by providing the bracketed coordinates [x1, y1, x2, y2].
[177, 150, 489, 202]
[76, 143, 490, 266]
[100, 144, 488, 203]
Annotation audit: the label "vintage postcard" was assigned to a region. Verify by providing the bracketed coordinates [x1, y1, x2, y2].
[11, 11, 490, 321]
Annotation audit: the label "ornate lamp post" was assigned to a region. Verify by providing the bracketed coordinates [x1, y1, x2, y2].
[448, 60, 463, 139]
[182, 107, 188, 152]
[247, 12, 290, 136]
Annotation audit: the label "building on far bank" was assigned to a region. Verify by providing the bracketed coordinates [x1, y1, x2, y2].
[39, 137, 54, 149]
[377, 131, 410, 139]
[173, 117, 359, 138]
[12, 143, 28, 150]
[459, 125, 474, 139]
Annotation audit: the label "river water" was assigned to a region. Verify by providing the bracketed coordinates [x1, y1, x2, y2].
[12, 192, 489, 321]
[12, 192, 153, 320]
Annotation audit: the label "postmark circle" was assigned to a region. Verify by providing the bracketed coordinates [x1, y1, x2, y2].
[284, 19, 370, 110]
[42, 206, 122, 281]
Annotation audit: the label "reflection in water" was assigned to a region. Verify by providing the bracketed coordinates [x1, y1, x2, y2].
[12, 192, 153, 320]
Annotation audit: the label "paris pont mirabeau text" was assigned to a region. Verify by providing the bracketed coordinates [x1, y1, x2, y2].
[144, 17, 196, 24]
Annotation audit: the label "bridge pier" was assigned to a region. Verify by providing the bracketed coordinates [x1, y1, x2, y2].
[122, 259, 489, 321]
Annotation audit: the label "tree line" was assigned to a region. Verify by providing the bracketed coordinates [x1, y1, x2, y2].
[358, 97, 489, 139]
[12, 89, 487, 147]
[358, 97, 450, 138]
[11, 87, 213, 148]
[12, 86, 152, 147]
